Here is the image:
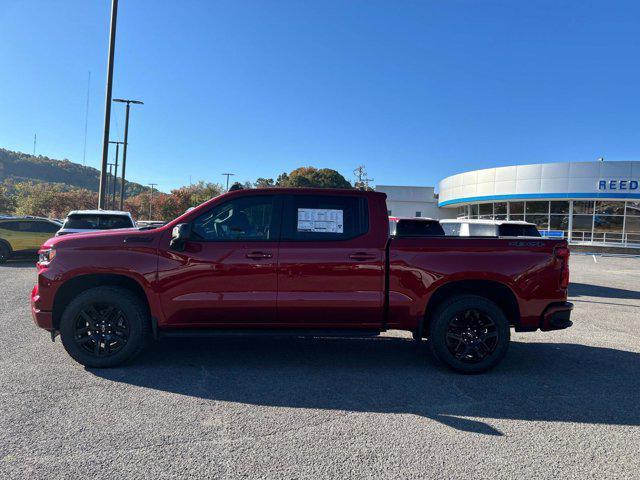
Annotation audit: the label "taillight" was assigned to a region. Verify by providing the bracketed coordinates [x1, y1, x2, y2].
[555, 246, 570, 289]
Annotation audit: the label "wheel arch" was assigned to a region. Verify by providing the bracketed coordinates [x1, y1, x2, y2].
[52, 273, 151, 330]
[0, 238, 12, 253]
[421, 279, 520, 337]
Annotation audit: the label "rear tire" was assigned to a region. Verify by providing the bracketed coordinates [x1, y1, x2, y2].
[0, 243, 10, 264]
[428, 294, 510, 374]
[59, 286, 150, 368]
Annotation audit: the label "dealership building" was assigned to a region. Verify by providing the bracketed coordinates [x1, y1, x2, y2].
[377, 160, 640, 247]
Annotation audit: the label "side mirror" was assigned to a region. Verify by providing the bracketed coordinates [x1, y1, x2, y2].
[170, 223, 190, 251]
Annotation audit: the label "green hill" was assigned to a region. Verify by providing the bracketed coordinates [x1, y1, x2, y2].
[0, 148, 150, 196]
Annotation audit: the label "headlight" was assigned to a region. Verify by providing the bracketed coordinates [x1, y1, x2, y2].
[37, 247, 57, 266]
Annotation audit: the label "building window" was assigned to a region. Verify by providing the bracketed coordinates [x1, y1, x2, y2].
[415, 211, 422, 217]
[525, 201, 549, 214]
[387, 210, 392, 216]
[550, 201, 569, 214]
[573, 201, 594, 214]
[478, 203, 493, 218]
[509, 202, 524, 215]
[494, 202, 507, 220]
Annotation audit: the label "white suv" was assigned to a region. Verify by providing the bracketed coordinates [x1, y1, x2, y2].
[56, 210, 136, 236]
[440, 219, 541, 237]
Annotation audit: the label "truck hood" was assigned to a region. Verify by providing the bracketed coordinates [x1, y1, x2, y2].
[42, 227, 163, 250]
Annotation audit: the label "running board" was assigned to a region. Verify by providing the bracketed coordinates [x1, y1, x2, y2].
[158, 328, 382, 339]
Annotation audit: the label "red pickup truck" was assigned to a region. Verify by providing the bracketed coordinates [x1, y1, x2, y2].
[31, 188, 572, 373]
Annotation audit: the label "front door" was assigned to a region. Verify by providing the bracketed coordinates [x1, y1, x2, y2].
[276, 194, 386, 328]
[157, 194, 281, 327]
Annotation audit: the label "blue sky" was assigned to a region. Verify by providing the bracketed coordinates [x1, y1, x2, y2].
[1, 1, 639, 191]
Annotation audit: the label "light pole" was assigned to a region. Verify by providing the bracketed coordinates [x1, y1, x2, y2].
[222, 173, 235, 192]
[109, 140, 124, 209]
[107, 163, 115, 208]
[113, 98, 144, 210]
[98, 0, 119, 209]
[148, 183, 157, 220]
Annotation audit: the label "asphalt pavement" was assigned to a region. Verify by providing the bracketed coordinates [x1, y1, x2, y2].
[1, 255, 639, 479]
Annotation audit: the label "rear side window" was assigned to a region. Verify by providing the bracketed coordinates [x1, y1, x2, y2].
[395, 220, 444, 237]
[64, 215, 133, 230]
[31, 221, 61, 233]
[498, 224, 541, 237]
[0, 221, 20, 231]
[468, 224, 498, 236]
[285, 195, 368, 241]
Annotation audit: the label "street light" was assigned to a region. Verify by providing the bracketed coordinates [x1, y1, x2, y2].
[98, 0, 119, 209]
[107, 163, 115, 209]
[113, 98, 144, 210]
[222, 173, 235, 192]
[108, 140, 124, 209]
[148, 183, 157, 220]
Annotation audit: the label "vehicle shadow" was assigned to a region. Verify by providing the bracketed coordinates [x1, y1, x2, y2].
[570, 282, 640, 300]
[0, 259, 36, 269]
[90, 336, 640, 436]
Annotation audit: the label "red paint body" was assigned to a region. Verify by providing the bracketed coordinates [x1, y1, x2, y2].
[31, 189, 570, 334]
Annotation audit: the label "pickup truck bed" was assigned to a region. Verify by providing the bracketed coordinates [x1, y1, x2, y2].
[31, 188, 572, 373]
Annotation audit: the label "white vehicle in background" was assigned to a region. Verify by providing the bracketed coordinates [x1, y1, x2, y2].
[440, 218, 541, 237]
[56, 210, 136, 236]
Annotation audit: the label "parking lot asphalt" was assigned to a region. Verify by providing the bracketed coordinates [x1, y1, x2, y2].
[1, 255, 639, 479]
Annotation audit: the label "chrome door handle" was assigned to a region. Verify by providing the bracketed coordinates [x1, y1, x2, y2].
[246, 251, 273, 259]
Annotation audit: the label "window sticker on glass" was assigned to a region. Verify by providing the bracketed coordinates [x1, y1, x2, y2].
[297, 208, 344, 233]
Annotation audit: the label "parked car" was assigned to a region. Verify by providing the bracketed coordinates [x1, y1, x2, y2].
[56, 210, 136, 236]
[440, 219, 541, 237]
[0, 216, 62, 263]
[32, 189, 571, 373]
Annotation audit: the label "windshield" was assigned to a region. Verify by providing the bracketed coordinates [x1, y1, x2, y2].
[63, 214, 134, 230]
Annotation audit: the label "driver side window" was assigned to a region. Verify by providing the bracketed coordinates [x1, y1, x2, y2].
[192, 196, 275, 241]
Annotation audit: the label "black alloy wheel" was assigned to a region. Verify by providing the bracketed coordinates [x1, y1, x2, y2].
[59, 286, 150, 368]
[74, 303, 130, 357]
[429, 294, 510, 373]
[444, 308, 499, 363]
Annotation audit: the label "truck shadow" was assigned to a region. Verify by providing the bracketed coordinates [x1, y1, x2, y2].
[90, 337, 640, 436]
[570, 282, 640, 300]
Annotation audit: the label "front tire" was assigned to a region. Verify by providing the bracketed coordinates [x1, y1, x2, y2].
[428, 294, 510, 374]
[59, 286, 150, 368]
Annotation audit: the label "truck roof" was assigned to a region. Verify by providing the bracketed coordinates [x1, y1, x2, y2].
[66, 210, 133, 217]
[440, 218, 535, 226]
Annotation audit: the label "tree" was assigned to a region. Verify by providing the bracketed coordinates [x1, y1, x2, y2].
[0, 183, 16, 214]
[275, 167, 352, 189]
[254, 177, 274, 188]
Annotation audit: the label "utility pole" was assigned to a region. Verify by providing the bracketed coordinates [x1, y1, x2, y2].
[109, 141, 124, 209]
[222, 173, 235, 192]
[353, 165, 374, 190]
[33, 134, 37, 155]
[148, 183, 157, 220]
[98, 0, 119, 209]
[113, 98, 144, 210]
[107, 163, 115, 208]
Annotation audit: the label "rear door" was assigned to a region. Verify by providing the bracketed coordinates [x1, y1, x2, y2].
[276, 194, 386, 328]
[158, 194, 282, 327]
